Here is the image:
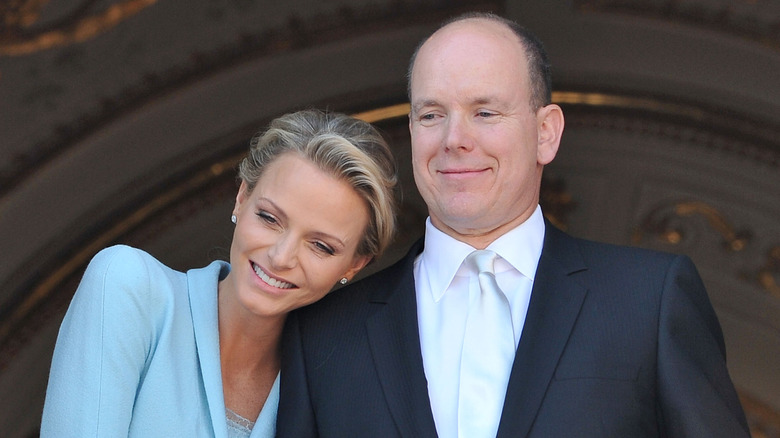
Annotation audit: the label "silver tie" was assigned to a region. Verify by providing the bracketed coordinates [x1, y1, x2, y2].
[457, 250, 515, 438]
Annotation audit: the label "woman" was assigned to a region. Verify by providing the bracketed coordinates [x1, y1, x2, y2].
[40, 109, 398, 437]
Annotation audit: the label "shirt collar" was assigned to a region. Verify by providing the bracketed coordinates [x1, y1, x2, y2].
[421, 218, 476, 302]
[485, 205, 545, 280]
[420, 205, 546, 301]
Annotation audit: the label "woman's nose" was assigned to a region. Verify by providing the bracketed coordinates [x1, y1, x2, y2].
[268, 235, 298, 270]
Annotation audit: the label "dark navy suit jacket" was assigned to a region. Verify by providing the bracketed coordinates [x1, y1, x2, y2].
[277, 223, 749, 437]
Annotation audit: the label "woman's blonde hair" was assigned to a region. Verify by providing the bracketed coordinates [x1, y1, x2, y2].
[238, 109, 398, 260]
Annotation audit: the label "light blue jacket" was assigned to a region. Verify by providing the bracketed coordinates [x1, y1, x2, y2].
[41, 245, 278, 437]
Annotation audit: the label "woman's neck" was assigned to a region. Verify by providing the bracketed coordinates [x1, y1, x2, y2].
[217, 279, 285, 420]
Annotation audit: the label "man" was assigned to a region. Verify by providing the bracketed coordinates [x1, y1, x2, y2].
[277, 12, 750, 437]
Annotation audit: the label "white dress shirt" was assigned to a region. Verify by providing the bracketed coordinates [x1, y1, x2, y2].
[415, 206, 545, 438]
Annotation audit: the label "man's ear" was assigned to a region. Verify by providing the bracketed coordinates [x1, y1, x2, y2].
[536, 103, 565, 165]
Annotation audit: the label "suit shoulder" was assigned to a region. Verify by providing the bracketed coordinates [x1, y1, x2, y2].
[78, 245, 185, 304]
[557, 228, 682, 266]
[580, 238, 675, 260]
[543, 225, 696, 283]
[89, 244, 167, 267]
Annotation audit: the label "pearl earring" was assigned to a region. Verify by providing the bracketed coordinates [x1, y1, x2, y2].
[339, 277, 348, 285]
[231, 214, 237, 224]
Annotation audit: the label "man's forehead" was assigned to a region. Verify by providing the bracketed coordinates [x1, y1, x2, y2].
[424, 18, 519, 50]
[413, 20, 523, 74]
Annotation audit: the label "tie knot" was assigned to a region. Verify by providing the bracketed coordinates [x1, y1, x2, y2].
[466, 250, 497, 275]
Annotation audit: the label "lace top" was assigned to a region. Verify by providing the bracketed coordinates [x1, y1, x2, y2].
[226, 407, 254, 438]
[225, 372, 280, 438]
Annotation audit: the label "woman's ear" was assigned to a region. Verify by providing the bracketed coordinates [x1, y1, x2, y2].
[342, 255, 372, 282]
[536, 103, 565, 165]
[234, 180, 250, 218]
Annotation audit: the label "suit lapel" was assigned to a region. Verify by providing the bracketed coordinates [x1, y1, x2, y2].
[497, 223, 589, 438]
[365, 240, 439, 438]
[187, 262, 231, 438]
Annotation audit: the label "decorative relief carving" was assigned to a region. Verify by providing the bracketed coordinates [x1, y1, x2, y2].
[632, 200, 752, 251]
[741, 391, 780, 438]
[0, 0, 158, 56]
[557, 92, 780, 170]
[574, 0, 780, 50]
[632, 199, 779, 299]
[756, 245, 780, 300]
[540, 175, 576, 231]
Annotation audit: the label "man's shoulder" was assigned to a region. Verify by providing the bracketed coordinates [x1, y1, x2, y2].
[547, 224, 678, 261]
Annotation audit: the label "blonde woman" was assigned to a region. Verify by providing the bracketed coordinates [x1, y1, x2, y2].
[41, 109, 398, 437]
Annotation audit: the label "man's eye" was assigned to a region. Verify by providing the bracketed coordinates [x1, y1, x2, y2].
[421, 113, 436, 120]
[477, 111, 495, 117]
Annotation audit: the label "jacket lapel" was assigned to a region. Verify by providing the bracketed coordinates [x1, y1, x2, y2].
[365, 240, 439, 438]
[497, 223, 589, 438]
[187, 262, 231, 438]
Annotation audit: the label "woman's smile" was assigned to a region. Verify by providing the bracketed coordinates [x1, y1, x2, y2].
[252, 262, 296, 290]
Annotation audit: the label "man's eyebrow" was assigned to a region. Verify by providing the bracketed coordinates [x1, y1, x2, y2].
[472, 95, 500, 106]
[412, 96, 503, 112]
[411, 100, 438, 114]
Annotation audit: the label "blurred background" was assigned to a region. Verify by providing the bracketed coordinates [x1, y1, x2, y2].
[1, 1, 778, 436]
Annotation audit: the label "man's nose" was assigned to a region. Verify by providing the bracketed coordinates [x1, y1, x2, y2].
[443, 114, 475, 152]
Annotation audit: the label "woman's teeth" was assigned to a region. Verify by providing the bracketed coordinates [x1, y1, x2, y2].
[253, 264, 294, 289]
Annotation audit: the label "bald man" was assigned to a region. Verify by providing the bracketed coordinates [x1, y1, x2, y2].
[277, 12, 749, 438]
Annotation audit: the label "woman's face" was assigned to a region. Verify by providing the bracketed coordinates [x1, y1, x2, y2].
[228, 153, 371, 318]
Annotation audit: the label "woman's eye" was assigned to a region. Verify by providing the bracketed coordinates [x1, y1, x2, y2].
[257, 211, 278, 225]
[313, 241, 335, 256]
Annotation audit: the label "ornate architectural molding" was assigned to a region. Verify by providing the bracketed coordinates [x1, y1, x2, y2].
[539, 176, 576, 231]
[632, 200, 751, 251]
[757, 245, 780, 300]
[556, 91, 780, 169]
[632, 199, 779, 300]
[741, 392, 780, 438]
[574, 0, 780, 51]
[0, 0, 157, 56]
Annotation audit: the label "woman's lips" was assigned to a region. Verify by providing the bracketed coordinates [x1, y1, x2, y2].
[252, 263, 295, 289]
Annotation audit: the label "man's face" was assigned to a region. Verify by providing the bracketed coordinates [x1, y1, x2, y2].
[409, 19, 555, 247]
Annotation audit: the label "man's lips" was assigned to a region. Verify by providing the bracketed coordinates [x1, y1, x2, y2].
[438, 167, 490, 175]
